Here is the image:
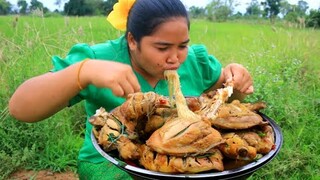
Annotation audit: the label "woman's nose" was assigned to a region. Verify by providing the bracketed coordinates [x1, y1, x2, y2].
[166, 53, 179, 64]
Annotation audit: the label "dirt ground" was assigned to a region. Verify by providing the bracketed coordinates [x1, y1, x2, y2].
[9, 170, 78, 180]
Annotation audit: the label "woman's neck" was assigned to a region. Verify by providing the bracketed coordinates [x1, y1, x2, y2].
[135, 67, 160, 88]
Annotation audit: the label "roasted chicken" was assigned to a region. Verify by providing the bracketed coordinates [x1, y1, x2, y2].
[90, 92, 170, 160]
[146, 70, 227, 157]
[139, 145, 224, 173]
[90, 70, 275, 174]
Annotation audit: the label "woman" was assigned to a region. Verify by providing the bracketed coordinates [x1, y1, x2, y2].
[9, 0, 253, 179]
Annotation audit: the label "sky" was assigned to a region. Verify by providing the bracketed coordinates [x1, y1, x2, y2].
[8, 0, 320, 13]
[181, 0, 320, 13]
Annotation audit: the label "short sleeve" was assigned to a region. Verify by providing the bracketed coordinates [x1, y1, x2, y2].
[51, 43, 96, 72]
[50, 43, 96, 106]
[187, 44, 222, 90]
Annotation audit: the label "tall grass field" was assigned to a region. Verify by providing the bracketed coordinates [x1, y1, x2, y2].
[0, 16, 319, 179]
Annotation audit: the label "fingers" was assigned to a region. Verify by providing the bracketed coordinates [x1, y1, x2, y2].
[235, 70, 252, 93]
[89, 61, 141, 97]
[245, 86, 254, 94]
[117, 76, 141, 97]
[111, 84, 125, 97]
[223, 68, 234, 84]
[126, 70, 141, 92]
[111, 69, 141, 97]
[224, 63, 254, 94]
[111, 81, 140, 97]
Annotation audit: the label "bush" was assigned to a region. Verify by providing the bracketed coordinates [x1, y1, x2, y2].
[306, 9, 320, 28]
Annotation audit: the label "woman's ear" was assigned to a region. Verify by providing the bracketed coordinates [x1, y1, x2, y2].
[127, 32, 138, 51]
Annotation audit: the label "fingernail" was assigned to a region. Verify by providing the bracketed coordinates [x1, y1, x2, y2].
[226, 77, 232, 82]
[248, 86, 254, 93]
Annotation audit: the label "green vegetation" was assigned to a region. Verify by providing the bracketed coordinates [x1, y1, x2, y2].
[1, 0, 320, 28]
[0, 16, 319, 179]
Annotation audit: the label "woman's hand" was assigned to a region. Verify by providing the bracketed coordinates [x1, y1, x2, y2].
[81, 60, 141, 97]
[223, 63, 254, 94]
[9, 59, 141, 122]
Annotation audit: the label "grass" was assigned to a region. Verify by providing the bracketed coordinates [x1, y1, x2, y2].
[0, 15, 319, 179]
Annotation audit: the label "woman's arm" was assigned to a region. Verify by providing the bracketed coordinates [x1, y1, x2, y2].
[9, 61, 85, 122]
[9, 60, 141, 123]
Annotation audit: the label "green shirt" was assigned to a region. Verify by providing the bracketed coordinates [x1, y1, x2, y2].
[51, 35, 222, 163]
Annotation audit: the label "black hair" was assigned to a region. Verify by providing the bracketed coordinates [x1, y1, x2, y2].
[126, 0, 190, 43]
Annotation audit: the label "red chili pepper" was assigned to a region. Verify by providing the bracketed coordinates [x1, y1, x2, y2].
[159, 99, 167, 104]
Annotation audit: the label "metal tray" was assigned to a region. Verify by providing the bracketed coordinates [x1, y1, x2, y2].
[91, 112, 283, 180]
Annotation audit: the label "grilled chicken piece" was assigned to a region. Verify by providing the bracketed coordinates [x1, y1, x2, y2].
[111, 92, 170, 135]
[144, 107, 176, 136]
[237, 125, 275, 154]
[147, 70, 227, 156]
[219, 124, 275, 161]
[184, 92, 266, 130]
[139, 145, 224, 173]
[146, 117, 224, 156]
[196, 83, 234, 119]
[90, 107, 140, 159]
[209, 100, 267, 130]
[219, 132, 257, 161]
[243, 101, 267, 112]
[89, 92, 170, 160]
[90, 107, 121, 151]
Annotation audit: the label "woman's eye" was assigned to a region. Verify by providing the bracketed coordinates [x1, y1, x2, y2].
[158, 47, 168, 51]
[179, 45, 187, 50]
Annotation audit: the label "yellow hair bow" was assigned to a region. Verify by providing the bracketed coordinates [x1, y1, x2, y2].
[107, 0, 136, 31]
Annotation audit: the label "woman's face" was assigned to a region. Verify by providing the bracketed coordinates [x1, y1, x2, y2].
[128, 17, 189, 87]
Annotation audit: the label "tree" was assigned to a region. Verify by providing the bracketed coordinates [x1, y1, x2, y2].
[64, 0, 92, 16]
[306, 9, 320, 28]
[101, 0, 117, 16]
[55, 0, 67, 9]
[245, 0, 262, 16]
[63, 0, 117, 16]
[30, 0, 43, 11]
[296, 0, 308, 16]
[261, 0, 281, 23]
[86, 0, 105, 15]
[189, 6, 206, 19]
[17, 0, 28, 14]
[231, 11, 243, 19]
[283, 0, 309, 25]
[206, 0, 233, 22]
[0, 0, 11, 15]
[279, 0, 291, 17]
[214, 5, 232, 22]
[285, 11, 298, 23]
